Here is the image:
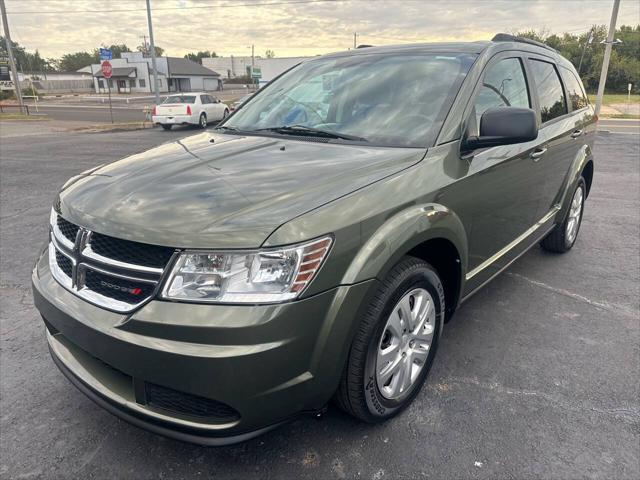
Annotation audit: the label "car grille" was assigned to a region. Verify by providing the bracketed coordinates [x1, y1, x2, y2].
[89, 232, 175, 269]
[56, 216, 79, 244]
[48, 211, 176, 313]
[145, 382, 240, 421]
[55, 250, 73, 278]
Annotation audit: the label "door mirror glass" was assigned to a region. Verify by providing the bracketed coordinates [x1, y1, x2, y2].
[464, 106, 538, 150]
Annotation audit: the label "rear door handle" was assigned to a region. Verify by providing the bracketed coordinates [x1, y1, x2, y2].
[571, 129, 583, 138]
[530, 147, 548, 160]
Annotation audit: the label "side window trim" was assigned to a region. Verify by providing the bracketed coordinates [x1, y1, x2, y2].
[560, 66, 590, 113]
[526, 56, 569, 126]
[462, 53, 531, 138]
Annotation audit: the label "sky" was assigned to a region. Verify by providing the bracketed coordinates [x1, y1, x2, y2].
[3, 0, 640, 60]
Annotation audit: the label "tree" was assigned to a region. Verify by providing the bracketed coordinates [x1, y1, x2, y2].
[0, 36, 55, 72]
[137, 42, 164, 57]
[515, 24, 639, 93]
[184, 50, 217, 64]
[265, 49, 275, 58]
[57, 51, 96, 71]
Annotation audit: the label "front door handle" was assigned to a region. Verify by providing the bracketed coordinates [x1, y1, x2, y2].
[530, 147, 548, 161]
[571, 129, 583, 138]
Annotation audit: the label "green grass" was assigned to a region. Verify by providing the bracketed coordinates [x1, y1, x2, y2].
[587, 93, 640, 105]
[0, 113, 48, 121]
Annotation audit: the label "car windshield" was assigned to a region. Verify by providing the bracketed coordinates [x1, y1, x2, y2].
[163, 95, 196, 104]
[222, 52, 476, 147]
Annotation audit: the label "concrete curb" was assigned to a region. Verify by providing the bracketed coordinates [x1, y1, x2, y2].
[69, 122, 155, 133]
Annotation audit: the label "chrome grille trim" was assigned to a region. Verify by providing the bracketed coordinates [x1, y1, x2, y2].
[50, 209, 76, 251]
[82, 233, 164, 275]
[48, 210, 171, 313]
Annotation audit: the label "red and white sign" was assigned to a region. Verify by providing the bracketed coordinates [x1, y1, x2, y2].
[101, 60, 112, 79]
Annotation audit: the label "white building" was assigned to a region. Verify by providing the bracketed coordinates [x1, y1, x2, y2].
[87, 52, 222, 94]
[202, 56, 309, 82]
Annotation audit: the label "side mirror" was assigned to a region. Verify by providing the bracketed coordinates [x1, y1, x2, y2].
[464, 107, 538, 150]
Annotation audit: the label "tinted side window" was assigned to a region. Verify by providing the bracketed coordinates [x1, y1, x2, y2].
[529, 60, 567, 122]
[561, 68, 589, 111]
[475, 58, 530, 125]
[200, 95, 210, 104]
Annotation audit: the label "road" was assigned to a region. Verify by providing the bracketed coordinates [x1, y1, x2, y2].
[1, 127, 639, 479]
[598, 118, 640, 134]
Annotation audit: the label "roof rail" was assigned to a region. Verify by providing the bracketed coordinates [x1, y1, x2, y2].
[491, 33, 557, 53]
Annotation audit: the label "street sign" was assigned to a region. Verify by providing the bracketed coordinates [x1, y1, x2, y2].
[101, 60, 113, 79]
[99, 48, 112, 61]
[250, 66, 262, 79]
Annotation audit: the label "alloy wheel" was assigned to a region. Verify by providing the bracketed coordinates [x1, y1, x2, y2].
[566, 184, 584, 245]
[376, 288, 436, 400]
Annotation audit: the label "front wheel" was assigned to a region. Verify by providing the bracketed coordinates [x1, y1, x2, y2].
[222, 108, 229, 119]
[540, 177, 586, 253]
[334, 257, 444, 422]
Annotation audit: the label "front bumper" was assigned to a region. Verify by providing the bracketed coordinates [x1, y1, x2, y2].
[32, 249, 374, 445]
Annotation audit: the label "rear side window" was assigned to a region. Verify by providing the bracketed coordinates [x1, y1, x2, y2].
[474, 57, 530, 125]
[561, 68, 589, 111]
[529, 60, 567, 122]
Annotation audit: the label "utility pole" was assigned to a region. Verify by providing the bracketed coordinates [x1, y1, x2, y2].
[0, 0, 24, 114]
[139, 34, 148, 55]
[595, 0, 620, 116]
[353, 32, 358, 49]
[577, 26, 593, 75]
[251, 44, 254, 67]
[145, 0, 160, 105]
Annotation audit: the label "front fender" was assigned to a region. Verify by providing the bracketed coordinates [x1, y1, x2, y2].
[342, 203, 468, 285]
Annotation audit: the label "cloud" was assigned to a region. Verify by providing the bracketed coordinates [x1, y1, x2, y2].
[5, 0, 639, 59]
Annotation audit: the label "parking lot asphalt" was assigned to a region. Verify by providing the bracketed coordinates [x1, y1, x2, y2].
[1, 126, 638, 479]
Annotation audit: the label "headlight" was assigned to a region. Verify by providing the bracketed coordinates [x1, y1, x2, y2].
[161, 236, 332, 304]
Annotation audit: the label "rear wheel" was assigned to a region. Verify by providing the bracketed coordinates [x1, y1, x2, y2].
[334, 257, 444, 422]
[541, 177, 586, 253]
[199, 113, 207, 129]
[160, 124, 172, 131]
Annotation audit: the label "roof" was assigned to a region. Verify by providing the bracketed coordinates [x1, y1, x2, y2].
[167, 57, 220, 77]
[323, 42, 491, 59]
[94, 67, 136, 78]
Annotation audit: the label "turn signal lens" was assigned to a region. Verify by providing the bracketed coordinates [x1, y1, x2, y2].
[186, 105, 192, 115]
[161, 236, 333, 304]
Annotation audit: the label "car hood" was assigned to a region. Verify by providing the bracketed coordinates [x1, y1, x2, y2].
[59, 132, 424, 248]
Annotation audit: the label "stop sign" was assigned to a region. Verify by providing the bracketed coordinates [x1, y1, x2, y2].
[101, 60, 112, 79]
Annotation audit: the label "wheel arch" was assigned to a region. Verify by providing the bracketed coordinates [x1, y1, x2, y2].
[342, 203, 468, 320]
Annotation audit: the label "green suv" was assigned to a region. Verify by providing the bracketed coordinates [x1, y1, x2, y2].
[32, 35, 595, 445]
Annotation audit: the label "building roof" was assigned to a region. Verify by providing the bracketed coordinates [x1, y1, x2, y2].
[167, 57, 219, 77]
[94, 67, 136, 78]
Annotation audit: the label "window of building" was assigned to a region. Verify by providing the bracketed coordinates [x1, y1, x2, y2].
[561, 68, 588, 111]
[474, 58, 530, 126]
[139, 78, 146, 88]
[108, 79, 113, 88]
[529, 59, 568, 122]
[98, 79, 105, 89]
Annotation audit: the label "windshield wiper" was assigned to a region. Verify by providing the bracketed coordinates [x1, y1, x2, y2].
[252, 125, 367, 142]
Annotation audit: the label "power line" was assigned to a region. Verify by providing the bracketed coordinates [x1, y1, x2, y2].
[7, 0, 340, 14]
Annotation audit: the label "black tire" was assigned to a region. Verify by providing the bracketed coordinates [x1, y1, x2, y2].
[161, 124, 172, 131]
[223, 109, 229, 119]
[199, 113, 207, 129]
[334, 256, 445, 423]
[540, 177, 586, 253]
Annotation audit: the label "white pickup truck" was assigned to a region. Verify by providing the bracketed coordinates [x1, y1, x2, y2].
[151, 93, 229, 130]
